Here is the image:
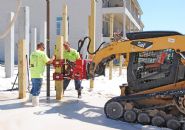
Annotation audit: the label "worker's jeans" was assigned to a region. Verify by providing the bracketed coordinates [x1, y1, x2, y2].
[63, 79, 82, 91]
[31, 78, 43, 96]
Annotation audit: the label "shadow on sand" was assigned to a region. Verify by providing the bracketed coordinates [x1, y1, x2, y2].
[37, 97, 140, 130]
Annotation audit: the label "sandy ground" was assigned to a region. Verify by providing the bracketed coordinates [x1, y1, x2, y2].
[0, 65, 171, 130]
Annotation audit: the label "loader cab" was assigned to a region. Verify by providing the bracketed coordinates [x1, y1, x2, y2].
[126, 49, 185, 94]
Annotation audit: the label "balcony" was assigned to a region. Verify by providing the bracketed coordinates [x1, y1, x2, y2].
[102, 0, 124, 8]
[102, 0, 144, 38]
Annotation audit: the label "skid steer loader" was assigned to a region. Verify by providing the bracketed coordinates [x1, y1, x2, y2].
[89, 31, 185, 130]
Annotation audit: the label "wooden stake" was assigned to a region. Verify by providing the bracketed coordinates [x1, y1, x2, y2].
[18, 40, 26, 99]
[89, 0, 96, 90]
[119, 55, 123, 76]
[55, 36, 64, 100]
[62, 4, 68, 41]
[109, 14, 114, 80]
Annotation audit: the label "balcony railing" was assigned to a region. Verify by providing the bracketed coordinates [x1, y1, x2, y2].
[102, 0, 124, 8]
[102, 4, 123, 8]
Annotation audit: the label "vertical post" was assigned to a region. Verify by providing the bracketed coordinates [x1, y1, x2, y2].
[18, 6, 30, 99]
[62, 4, 68, 42]
[46, 0, 50, 98]
[119, 55, 123, 76]
[17, 6, 30, 60]
[30, 28, 37, 53]
[40, 21, 47, 52]
[18, 40, 26, 99]
[25, 7, 30, 59]
[18, 6, 30, 61]
[5, 12, 14, 78]
[119, 2, 125, 76]
[123, 0, 126, 39]
[110, 14, 114, 37]
[109, 14, 114, 80]
[88, 16, 92, 41]
[55, 36, 64, 100]
[89, 0, 96, 90]
[55, 4, 68, 100]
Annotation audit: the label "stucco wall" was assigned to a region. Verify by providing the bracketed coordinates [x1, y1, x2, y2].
[0, 0, 102, 62]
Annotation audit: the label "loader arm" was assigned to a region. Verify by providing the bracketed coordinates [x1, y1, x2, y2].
[91, 34, 185, 77]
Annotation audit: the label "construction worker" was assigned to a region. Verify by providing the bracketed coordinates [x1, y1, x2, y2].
[30, 42, 54, 106]
[63, 42, 83, 98]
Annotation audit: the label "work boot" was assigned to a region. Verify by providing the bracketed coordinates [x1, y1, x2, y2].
[77, 87, 83, 98]
[28, 93, 32, 102]
[32, 96, 39, 107]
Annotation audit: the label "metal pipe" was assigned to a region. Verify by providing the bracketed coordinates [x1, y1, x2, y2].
[46, 0, 50, 98]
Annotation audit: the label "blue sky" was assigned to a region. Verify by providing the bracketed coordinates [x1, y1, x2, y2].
[138, 0, 185, 34]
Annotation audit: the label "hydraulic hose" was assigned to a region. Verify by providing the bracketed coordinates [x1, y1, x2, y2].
[77, 36, 107, 55]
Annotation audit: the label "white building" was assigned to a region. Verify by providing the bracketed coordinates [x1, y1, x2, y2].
[0, 0, 143, 63]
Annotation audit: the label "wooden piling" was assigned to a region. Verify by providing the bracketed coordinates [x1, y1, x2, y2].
[109, 14, 114, 80]
[55, 36, 64, 100]
[89, 0, 96, 90]
[18, 40, 26, 99]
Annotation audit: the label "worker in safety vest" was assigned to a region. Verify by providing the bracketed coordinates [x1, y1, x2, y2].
[30, 42, 54, 106]
[63, 42, 83, 98]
